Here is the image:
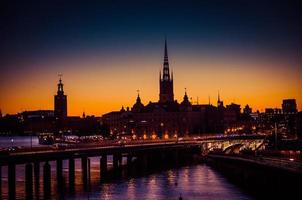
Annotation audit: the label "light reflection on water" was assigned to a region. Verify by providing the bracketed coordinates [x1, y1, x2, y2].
[0, 137, 252, 200]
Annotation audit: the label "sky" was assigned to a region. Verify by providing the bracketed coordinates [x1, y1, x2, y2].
[1, 0, 302, 116]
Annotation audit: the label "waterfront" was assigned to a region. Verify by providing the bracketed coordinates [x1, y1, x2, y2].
[0, 136, 252, 200]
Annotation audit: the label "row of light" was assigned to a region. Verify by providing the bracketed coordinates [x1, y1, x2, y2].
[225, 125, 257, 134]
[133, 133, 178, 140]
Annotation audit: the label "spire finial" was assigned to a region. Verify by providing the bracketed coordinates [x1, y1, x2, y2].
[165, 37, 168, 57]
[136, 89, 140, 97]
[57, 73, 64, 94]
[218, 90, 220, 102]
[58, 73, 63, 82]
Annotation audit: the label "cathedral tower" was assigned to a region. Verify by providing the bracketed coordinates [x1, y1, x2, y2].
[159, 39, 174, 103]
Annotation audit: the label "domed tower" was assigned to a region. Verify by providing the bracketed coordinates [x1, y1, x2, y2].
[180, 88, 192, 112]
[132, 90, 144, 113]
[159, 39, 174, 103]
[54, 75, 67, 120]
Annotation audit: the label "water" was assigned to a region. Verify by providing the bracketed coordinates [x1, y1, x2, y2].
[0, 136, 40, 148]
[0, 136, 252, 200]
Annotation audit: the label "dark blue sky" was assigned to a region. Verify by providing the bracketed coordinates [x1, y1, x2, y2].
[1, 0, 302, 67]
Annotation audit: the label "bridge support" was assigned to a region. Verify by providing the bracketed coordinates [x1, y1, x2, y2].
[87, 158, 91, 181]
[172, 149, 179, 165]
[136, 153, 148, 171]
[56, 159, 63, 184]
[8, 163, 16, 200]
[34, 162, 40, 197]
[100, 155, 107, 175]
[127, 154, 132, 166]
[25, 163, 33, 199]
[81, 157, 88, 184]
[113, 154, 120, 169]
[43, 161, 51, 198]
[0, 166, 2, 197]
[69, 158, 75, 188]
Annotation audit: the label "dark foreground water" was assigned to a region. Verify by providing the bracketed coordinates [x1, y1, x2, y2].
[0, 136, 252, 200]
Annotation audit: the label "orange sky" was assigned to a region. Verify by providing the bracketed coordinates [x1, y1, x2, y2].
[1, 51, 301, 116]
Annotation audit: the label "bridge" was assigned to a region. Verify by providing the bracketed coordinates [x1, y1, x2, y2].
[0, 139, 202, 199]
[195, 134, 267, 154]
[0, 134, 292, 199]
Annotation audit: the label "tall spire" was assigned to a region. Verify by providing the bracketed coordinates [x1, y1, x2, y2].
[159, 38, 174, 103]
[162, 38, 170, 81]
[164, 38, 168, 64]
[217, 90, 224, 107]
[57, 73, 64, 95]
[136, 89, 141, 103]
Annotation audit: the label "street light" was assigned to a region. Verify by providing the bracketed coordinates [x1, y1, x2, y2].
[160, 122, 164, 139]
[11, 138, 14, 148]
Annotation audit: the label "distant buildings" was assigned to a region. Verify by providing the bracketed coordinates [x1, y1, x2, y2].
[0, 77, 102, 135]
[0, 42, 300, 138]
[282, 99, 297, 114]
[102, 40, 256, 138]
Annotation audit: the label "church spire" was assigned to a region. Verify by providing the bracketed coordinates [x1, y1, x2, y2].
[162, 38, 170, 81]
[159, 38, 174, 103]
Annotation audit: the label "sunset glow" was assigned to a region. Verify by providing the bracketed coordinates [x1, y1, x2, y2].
[1, 49, 301, 116]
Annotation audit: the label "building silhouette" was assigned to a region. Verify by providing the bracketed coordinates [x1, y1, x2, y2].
[282, 99, 297, 114]
[159, 39, 174, 103]
[102, 40, 228, 138]
[54, 76, 67, 121]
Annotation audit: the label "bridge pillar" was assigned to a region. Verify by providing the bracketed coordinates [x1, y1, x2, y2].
[113, 154, 119, 169]
[56, 159, 63, 184]
[25, 163, 33, 199]
[69, 158, 75, 188]
[8, 163, 16, 200]
[127, 154, 132, 166]
[81, 157, 88, 184]
[100, 155, 107, 175]
[137, 153, 148, 171]
[34, 162, 40, 197]
[87, 158, 91, 181]
[173, 149, 179, 165]
[0, 166, 2, 197]
[43, 161, 51, 198]
[118, 154, 123, 166]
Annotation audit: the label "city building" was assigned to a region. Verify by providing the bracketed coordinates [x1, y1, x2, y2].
[282, 99, 297, 114]
[54, 75, 67, 121]
[102, 40, 242, 138]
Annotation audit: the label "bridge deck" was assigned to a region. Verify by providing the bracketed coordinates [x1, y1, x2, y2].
[0, 141, 200, 166]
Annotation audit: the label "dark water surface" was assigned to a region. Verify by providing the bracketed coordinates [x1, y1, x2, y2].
[0, 136, 252, 200]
